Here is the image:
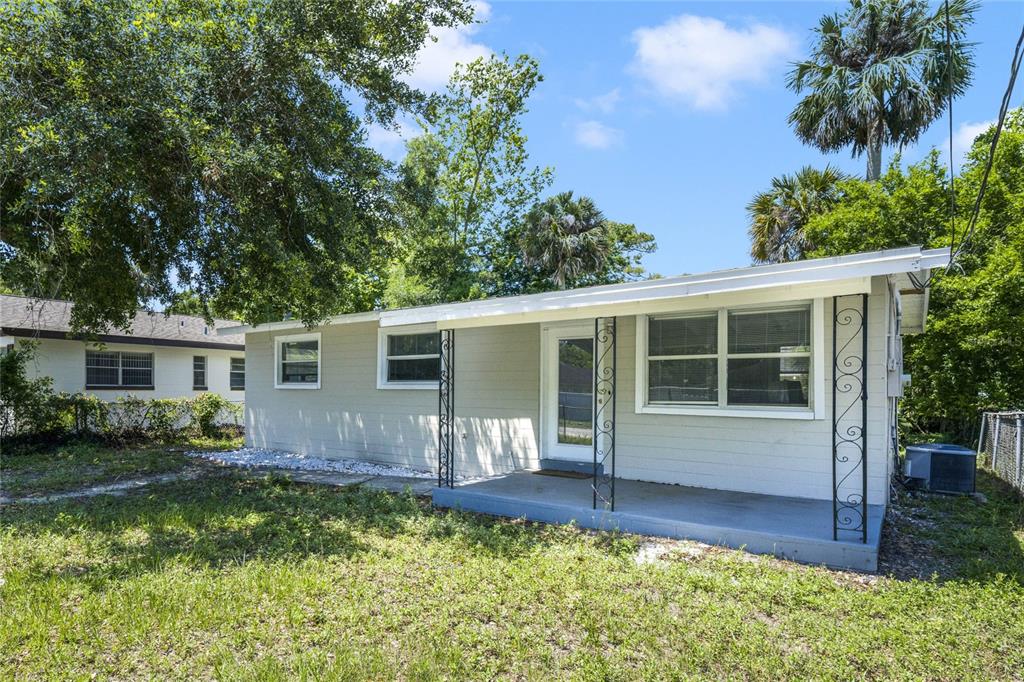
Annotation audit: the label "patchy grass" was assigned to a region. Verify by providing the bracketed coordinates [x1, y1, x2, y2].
[1, 445, 1022, 680]
[0, 436, 240, 497]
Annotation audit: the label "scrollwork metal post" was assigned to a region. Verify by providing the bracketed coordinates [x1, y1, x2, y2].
[832, 295, 868, 543]
[438, 328, 455, 488]
[593, 317, 616, 510]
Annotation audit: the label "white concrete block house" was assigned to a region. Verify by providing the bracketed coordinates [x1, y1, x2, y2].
[1, 296, 246, 401]
[225, 246, 949, 570]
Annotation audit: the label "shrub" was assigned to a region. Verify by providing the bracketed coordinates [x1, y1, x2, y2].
[187, 393, 238, 438]
[0, 341, 65, 440]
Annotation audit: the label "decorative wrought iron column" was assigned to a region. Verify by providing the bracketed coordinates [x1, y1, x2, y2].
[832, 295, 868, 543]
[593, 317, 617, 510]
[438, 328, 455, 488]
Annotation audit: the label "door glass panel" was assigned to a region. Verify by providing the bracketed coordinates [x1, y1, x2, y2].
[557, 338, 593, 445]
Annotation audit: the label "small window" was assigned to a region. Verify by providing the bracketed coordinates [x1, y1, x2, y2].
[230, 357, 245, 390]
[648, 314, 718, 404]
[727, 309, 810, 407]
[275, 333, 320, 389]
[378, 328, 440, 388]
[86, 350, 154, 388]
[193, 356, 207, 390]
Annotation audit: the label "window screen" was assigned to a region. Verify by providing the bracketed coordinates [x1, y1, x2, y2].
[86, 350, 153, 388]
[647, 314, 718, 404]
[279, 339, 319, 384]
[726, 308, 811, 406]
[386, 332, 440, 383]
[230, 357, 245, 390]
[193, 356, 207, 389]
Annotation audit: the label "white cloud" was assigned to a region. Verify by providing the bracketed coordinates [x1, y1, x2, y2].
[574, 88, 622, 114]
[365, 117, 422, 159]
[405, 1, 492, 91]
[629, 15, 795, 110]
[574, 120, 623, 150]
[951, 119, 994, 160]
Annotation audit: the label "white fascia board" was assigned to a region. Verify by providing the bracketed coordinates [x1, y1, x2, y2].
[217, 310, 380, 336]
[381, 246, 950, 328]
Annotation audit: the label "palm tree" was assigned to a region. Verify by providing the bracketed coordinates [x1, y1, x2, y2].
[788, 0, 976, 180]
[747, 166, 848, 264]
[520, 192, 612, 289]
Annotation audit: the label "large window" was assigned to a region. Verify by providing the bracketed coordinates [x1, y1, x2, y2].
[275, 333, 320, 389]
[230, 357, 245, 390]
[377, 327, 440, 388]
[641, 304, 814, 415]
[86, 350, 154, 389]
[193, 356, 207, 390]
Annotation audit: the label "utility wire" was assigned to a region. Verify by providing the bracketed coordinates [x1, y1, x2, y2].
[948, 20, 1024, 266]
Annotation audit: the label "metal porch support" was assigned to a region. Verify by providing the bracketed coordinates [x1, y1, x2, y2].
[593, 316, 617, 510]
[438, 328, 455, 488]
[832, 294, 868, 543]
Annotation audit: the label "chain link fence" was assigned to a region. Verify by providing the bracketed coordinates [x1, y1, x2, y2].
[978, 411, 1024, 494]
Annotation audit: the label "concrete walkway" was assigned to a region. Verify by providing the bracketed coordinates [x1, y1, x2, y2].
[239, 468, 438, 495]
[0, 469, 204, 506]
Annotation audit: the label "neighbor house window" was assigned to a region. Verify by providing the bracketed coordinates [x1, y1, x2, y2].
[230, 357, 245, 390]
[193, 356, 207, 390]
[640, 304, 814, 415]
[377, 327, 440, 389]
[275, 333, 320, 389]
[86, 350, 154, 389]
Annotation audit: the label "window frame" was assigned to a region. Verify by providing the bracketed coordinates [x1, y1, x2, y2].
[85, 349, 155, 390]
[635, 299, 825, 420]
[230, 357, 245, 391]
[376, 324, 440, 390]
[192, 355, 208, 391]
[274, 332, 321, 390]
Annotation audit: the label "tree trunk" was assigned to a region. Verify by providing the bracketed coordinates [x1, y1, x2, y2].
[866, 116, 883, 181]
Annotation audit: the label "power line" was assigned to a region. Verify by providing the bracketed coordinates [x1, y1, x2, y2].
[947, 20, 1024, 266]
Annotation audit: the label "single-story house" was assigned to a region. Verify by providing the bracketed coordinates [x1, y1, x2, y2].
[223, 246, 949, 570]
[1, 295, 246, 401]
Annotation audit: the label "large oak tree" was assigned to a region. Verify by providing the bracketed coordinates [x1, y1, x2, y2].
[0, 0, 472, 330]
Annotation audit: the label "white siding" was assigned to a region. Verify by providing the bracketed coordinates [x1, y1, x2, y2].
[613, 276, 891, 505]
[245, 322, 540, 477]
[19, 337, 244, 402]
[243, 275, 894, 504]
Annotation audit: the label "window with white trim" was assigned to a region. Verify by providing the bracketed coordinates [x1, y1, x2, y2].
[275, 333, 320, 388]
[193, 356, 207, 390]
[642, 305, 812, 412]
[377, 328, 440, 388]
[230, 357, 245, 390]
[86, 350, 154, 389]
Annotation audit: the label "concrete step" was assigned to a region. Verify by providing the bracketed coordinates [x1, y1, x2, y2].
[539, 459, 602, 476]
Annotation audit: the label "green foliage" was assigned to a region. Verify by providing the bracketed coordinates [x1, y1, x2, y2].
[517, 191, 656, 290]
[805, 110, 1024, 437]
[188, 392, 240, 438]
[746, 165, 848, 263]
[0, 0, 473, 331]
[388, 54, 553, 305]
[0, 340, 64, 438]
[788, 0, 976, 179]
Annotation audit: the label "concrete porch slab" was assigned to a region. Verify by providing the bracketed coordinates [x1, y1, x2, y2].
[432, 471, 883, 571]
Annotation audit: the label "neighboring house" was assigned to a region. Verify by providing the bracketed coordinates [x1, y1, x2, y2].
[1, 295, 246, 401]
[223, 246, 949, 570]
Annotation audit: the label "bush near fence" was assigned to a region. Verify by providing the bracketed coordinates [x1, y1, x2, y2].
[978, 411, 1024, 495]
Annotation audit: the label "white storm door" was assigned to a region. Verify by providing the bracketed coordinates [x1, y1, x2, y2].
[541, 323, 594, 462]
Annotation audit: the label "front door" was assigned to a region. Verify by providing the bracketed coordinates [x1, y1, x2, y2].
[542, 323, 594, 462]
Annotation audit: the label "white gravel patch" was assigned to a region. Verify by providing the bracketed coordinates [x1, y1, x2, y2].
[186, 447, 435, 479]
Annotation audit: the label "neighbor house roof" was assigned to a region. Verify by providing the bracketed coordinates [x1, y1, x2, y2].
[220, 246, 950, 335]
[1, 295, 245, 350]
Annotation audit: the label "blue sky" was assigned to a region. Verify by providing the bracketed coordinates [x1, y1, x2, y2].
[369, 1, 1024, 277]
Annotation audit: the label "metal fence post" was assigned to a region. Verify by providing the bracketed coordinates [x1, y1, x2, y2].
[1016, 416, 1022, 489]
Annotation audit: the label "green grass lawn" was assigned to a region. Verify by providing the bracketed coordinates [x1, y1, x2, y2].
[2, 443, 1022, 680]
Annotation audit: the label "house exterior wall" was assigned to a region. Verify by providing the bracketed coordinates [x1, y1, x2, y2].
[244, 321, 541, 477]
[610, 276, 891, 506]
[14, 337, 244, 402]
[242, 275, 894, 504]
